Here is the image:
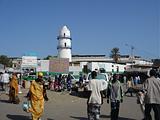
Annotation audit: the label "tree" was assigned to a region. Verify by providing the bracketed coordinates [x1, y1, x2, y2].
[43, 55, 57, 60]
[43, 55, 52, 60]
[0, 55, 12, 67]
[152, 59, 160, 67]
[110, 47, 120, 63]
[82, 65, 91, 74]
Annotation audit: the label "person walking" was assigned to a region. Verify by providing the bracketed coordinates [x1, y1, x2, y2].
[28, 72, 48, 120]
[0, 73, 4, 90]
[86, 71, 104, 120]
[58, 74, 62, 91]
[143, 69, 160, 120]
[53, 75, 58, 91]
[2, 71, 10, 94]
[9, 73, 20, 104]
[107, 74, 123, 120]
[125, 78, 134, 97]
[67, 74, 72, 93]
[79, 74, 83, 88]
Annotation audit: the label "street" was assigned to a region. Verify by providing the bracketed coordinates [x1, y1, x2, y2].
[0, 88, 144, 120]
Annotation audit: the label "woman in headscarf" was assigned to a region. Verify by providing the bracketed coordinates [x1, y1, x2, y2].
[9, 73, 19, 104]
[28, 72, 48, 120]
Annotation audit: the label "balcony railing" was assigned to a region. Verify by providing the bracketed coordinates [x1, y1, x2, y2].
[57, 36, 72, 40]
[57, 46, 72, 49]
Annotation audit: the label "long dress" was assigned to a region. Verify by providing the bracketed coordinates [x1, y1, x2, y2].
[28, 80, 44, 120]
[9, 75, 19, 103]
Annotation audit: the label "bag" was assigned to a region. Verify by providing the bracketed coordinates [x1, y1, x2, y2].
[22, 101, 31, 112]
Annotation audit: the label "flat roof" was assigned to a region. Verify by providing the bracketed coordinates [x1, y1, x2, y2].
[72, 54, 106, 57]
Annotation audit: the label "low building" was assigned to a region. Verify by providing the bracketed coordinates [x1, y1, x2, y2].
[70, 54, 153, 75]
[9, 54, 153, 76]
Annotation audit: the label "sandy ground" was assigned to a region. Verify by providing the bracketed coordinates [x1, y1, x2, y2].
[0, 87, 146, 120]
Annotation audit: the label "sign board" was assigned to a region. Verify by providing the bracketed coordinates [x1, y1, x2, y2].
[49, 58, 69, 73]
[21, 56, 37, 67]
[37, 60, 49, 72]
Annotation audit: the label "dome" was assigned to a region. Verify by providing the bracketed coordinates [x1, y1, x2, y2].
[59, 25, 71, 37]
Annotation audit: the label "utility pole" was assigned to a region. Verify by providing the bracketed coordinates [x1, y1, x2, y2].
[125, 44, 135, 68]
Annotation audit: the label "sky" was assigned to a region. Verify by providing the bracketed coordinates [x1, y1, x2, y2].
[0, 0, 159, 59]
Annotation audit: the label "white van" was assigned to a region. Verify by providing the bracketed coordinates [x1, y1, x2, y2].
[86, 72, 109, 83]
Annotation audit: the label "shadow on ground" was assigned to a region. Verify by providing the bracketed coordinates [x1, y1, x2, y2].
[6, 114, 31, 120]
[101, 114, 136, 120]
[7, 114, 55, 120]
[70, 116, 88, 120]
[71, 115, 135, 120]
[0, 99, 10, 103]
[70, 91, 89, 99]
[47, 118, 54, 120]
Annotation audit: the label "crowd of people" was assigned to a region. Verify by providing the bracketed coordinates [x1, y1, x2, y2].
[0, 69, 160, 120]
[49, 74, 73, 92]
[86, 69, 160, 120]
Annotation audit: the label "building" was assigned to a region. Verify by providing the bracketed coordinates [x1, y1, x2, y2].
[12, 57, 22, 70]
[69, 54, 153, 75]
[57, 26, 72, 62]
[9, 25, 153, 76]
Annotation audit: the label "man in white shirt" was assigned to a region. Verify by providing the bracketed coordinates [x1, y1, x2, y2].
[143, 69, 160, 120]
[86, 71, 104, 120]
[2, 71, 10, 93]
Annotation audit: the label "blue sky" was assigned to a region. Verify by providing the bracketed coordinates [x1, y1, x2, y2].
[0, 0, 159, 59]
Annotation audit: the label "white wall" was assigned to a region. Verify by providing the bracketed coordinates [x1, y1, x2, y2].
[87, 62, 99, 71]
[58, 49, 72, 62]
[134, 59, 153, 65]
[69, 66, 82, 75]
[37, 60, 49, 72]
[87, 62, 126, 73]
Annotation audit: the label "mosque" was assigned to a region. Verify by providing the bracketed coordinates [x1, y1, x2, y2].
[11, 25, 153, 75]
[55, 25, 152, 75]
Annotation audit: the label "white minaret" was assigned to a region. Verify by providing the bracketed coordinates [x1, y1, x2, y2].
[57, 25, 72, 62]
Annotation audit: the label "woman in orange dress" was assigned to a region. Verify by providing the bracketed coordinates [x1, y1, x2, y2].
[9, 73, 19, 104]
[28, 72, 48, 120]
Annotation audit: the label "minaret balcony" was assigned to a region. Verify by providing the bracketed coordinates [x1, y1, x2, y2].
[57, 46, 72, 49]
[57, 36, 72, 40]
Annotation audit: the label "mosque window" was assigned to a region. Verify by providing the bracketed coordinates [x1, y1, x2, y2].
[64, 33, 65, 36]
[64, 43, 66, 47]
